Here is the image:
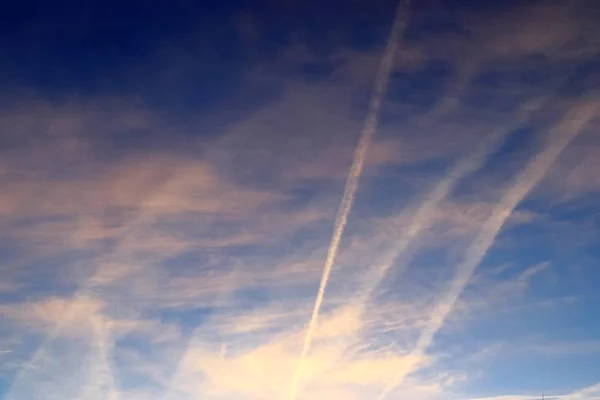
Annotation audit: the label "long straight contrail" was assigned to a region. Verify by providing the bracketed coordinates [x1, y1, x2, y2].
[375, 102, 598, 400]
[287, 1, 412, 399]
[355, 131, 505, 305]
[354, 91, 565, 324]
[350, 53, 581, 317]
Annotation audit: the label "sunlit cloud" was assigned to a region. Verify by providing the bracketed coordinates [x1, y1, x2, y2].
[1, 0, 599, 399]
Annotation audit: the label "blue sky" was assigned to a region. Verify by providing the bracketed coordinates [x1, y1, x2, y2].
[1, 0, 600, 399]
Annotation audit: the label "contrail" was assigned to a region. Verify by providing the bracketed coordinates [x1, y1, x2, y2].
[355, 130, 505, 306]
[351, 47, 587, 315]
[78, 318, 120, 400]
[287, 1, 413, 399]
[6, 189, 169, 396]
[375, 102, 598, 400]
[354, 90, 566, 323]
[8, 132, 257, 396]
[5, 163, 188, 399]
[5, 314, 120, 400]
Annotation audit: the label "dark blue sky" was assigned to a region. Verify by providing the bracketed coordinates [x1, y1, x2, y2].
[0, 0, 549, 101]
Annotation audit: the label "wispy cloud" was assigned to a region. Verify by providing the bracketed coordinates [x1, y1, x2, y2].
[1, 0, 599, 399]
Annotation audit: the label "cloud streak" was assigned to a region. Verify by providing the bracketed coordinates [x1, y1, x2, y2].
[2, 1, 599, 399]
[375, 100, 599, 400]
[288, 1, 413, 399]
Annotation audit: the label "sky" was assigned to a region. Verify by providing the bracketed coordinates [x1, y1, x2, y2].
[0, 0, 599, 399]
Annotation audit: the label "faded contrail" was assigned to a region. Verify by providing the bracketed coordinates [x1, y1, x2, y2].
[355, 130, 505, 306]
[288, 1, 413, 399]
[5, 165, 184, 398]
[355, 91, 565, 321]
[9, 119, 261, 395]
[6, 199, 166, 395]
[79, 319, 120, 400]
[375, 102, 598, 400]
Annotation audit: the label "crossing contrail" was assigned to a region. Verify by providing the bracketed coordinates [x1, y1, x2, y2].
[7, 132, 258, 397]
[6, 195, 168, 396]
[352, 91, 566, 331]
[355, 130, 505, 306]
[375, 101, 598, 400]
[287, 1, 413, 399]
[5, 164, 186, 399]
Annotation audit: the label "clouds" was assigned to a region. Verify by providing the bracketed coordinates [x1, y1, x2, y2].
[161, 305, 426, 400]
[1, 0, 599, 399]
